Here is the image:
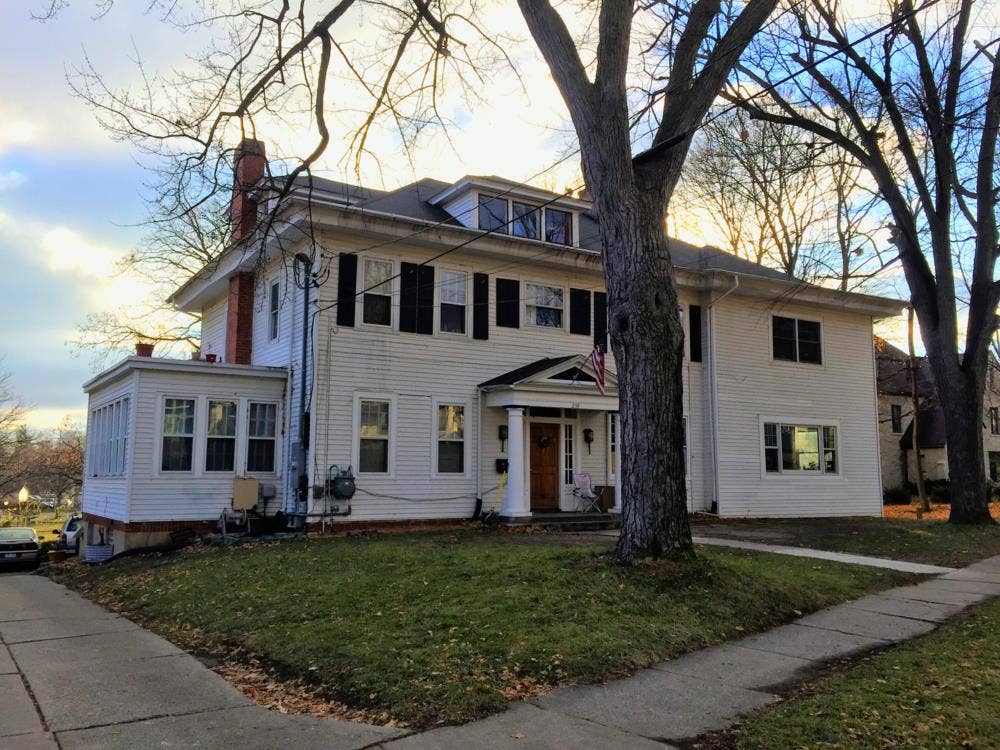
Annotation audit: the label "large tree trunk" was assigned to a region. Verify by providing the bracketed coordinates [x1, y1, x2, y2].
[598, 189, 692, 563]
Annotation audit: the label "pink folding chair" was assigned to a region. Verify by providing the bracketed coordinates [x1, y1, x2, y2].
[572, 473, 604, 513]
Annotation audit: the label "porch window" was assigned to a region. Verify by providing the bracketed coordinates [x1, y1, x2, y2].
[269, 281, 280, 340]
[772, 316, 822, 364]
[363, 259, 393, 326]
[247, 402, 277, 473]
[890, 404, 902, 433]
[90, 397, 129, 476]
[512, 202, 540, 239]
[437, 404, 465, 473]
[161, 398, 195, 472]
[478, 194, 508, 233]
[609, 412, 617, 478]
[359, 399, 390, 473]
[205, 400, 236, 472]
[990, 407, 999, 435]
[763, 422, 838, 474]
[525, 283, 564, 328]
[440, 270, 467, 334]
[563, 424, 574, 484]
[545, 208, 573, 245]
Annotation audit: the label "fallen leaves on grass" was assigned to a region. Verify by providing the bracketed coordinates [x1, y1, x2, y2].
[883, 502, 1000, 521]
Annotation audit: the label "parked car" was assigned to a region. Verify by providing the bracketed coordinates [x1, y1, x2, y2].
[0, 527, 42, 569]
[56, 516, 83, 555]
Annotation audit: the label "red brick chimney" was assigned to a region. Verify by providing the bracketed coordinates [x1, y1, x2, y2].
[225, 272, 255, 364]
[230, 138, 267, 242]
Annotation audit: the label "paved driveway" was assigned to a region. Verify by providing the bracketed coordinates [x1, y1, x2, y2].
[0, 573, 404, 749]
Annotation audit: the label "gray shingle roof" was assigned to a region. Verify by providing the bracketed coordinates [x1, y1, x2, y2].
[479, 356, 575, 388]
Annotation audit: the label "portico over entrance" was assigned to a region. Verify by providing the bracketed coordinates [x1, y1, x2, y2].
[478, 355, 620, 520]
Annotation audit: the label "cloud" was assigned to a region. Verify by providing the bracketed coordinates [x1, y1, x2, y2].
[0, 170, 27, 191]
[0, 121, 34, 155]
[39, 226, 120, 279]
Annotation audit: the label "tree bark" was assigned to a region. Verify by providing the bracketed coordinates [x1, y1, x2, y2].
[908, 306, 929, 515]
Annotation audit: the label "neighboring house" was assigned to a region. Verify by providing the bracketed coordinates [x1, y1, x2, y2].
[874, 337, 1000, 489]
[81, 138, 903, 553]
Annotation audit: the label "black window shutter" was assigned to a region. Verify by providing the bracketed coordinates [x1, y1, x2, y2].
[496, 278, 520, 328]
[473, 273, 489, 340]
[569, 288, 591, 336]
[689, 304, 703, 362]
[399, 262, 419, 333]
[417, 264, 434, 335]
[593, 291, 608, 351]
[336, 253, 357, 327]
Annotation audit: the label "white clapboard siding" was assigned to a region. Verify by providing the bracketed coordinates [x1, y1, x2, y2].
[81, 371, 138, 522]
[200, 296, 227, 361]
[712, 296, 882, 517]
[127, 368, 287, 522]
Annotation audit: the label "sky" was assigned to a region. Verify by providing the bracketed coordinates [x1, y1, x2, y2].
[0, 1, 916, 432]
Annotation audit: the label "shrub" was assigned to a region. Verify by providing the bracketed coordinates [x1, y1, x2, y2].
[883, 486, 912, 505]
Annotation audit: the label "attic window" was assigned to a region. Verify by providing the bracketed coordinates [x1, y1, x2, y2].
[512, 202, 540, 239]
[478, 195, 508, 234]
[545, 208, 573, 245]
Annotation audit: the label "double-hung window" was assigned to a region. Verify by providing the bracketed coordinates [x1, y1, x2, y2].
[440, 270, 467, 334]
[890, 404, 903, 433]
[363, 259, 393, 326]
[205, 400, 237, 472]
[162, 398, 195, 471]
[478, 194, 508, 233]
[89, 398, 129, 476]
[247, 402, 277, 472]
[268, 281, 280, 340]
[763, 422, 838, 474]
[525, 283, 564, 328]
[359, 399, 391, 473]
[545, 208, 573, 245]
[772, 316, 822, 364]
[512, 202, 540, 239]
[990, 407, 999, 436]
[436, 404, 465, 473]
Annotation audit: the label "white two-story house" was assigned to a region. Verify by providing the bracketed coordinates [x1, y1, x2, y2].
[80, 138, 903, 553]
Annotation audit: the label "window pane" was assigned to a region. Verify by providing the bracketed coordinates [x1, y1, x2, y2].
[206, 437, 235, 472]
[363, 293, 391, 325]
[360, 438, 388, 472]
[533, 307, 563, 328]
[440, 271, 466, 304]
[162, 436, 193, 471]
[247, 439, 275, 472]
[478, 195, 508, 233]
[249, 403, 276, 437]
[512, 202, 540, 239]
[772, 317, 797, 361]
[797, 320, 822, 364]
[526, 283, 563, 309]
[441, 303, 465, 333]
[363, 259, 393, 293]
[765, 447, 780, 473]
[564, 424, 574, 484]
[764, 422, 777, 447]
[437, 441, 464, 473]
[823, 426, 837, 472]
[207, 401, 236, 436]
[437, 405, 464, 440]
[163, 398, 195, 436]
[360, 401, 389, 438]
[545, 208, 573, 244]
[781, 425, 820, 471]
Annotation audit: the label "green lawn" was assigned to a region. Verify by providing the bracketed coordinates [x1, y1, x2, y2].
[712, 597, 1000, 749]
[694, 517, 1000, 567]
[52, 531, 916, 727]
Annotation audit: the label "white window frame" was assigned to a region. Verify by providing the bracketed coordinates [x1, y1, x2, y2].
[158, 395, 197, 474]
[436, 268, 471, 337]
[431, 398, 470, 477]
[608, 412, 617, 482]
[245, 401, 280, 475]
[524, 281, 566, 330]
[511, 200, 541, 240]
[358, 257, 396, 329]
[205, 399, 238, 474]
[268, 279, 280, 341]
[476, 192, 510, 233]
[759, 416, 841, 478]
[353, 393, 396, 477]
[543, 206, 575, 247]
[769, 313, 825, 367]
[563, 423, 575, 485]
[88, 396, 130, 477]
[890, 403, 903, 434]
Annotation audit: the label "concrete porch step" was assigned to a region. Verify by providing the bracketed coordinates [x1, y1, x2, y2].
[524, 512, 622, 532]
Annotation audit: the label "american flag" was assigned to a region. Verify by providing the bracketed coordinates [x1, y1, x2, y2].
[589, 347, 606, 395]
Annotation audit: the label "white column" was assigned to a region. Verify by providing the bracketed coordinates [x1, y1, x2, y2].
[500, 407, 529, 518]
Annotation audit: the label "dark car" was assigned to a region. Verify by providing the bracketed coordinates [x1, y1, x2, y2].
[0, 527, 42, 569]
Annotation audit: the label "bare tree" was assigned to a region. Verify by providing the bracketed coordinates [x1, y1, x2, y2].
[728, 0, 1000, 523]
[0, 368, 29, 495]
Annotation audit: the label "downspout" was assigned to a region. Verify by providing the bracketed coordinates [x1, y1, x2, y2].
[473, 388, 483, 519]
[294, 253, 312, 526]
[707, 272, 740, 516]
[870, 322, 886, 517]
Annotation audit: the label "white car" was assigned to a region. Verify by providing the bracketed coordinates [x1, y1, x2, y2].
[0, 527, 42, 569]
[56, 516, 83, 555]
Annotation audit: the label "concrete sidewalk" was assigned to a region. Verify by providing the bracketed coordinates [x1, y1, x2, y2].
[0, 574, 405, 750]
[2, 557, 998, 750]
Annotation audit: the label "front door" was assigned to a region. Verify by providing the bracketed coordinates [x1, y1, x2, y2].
[529, 423, 561, 511]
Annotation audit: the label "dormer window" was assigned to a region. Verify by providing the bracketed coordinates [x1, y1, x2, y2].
[545, 208, 573, 245]
[512, 202, 540, 240]
[478, 194, 508, 234]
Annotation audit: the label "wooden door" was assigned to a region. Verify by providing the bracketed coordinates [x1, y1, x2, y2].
[530, 423, 561, 511]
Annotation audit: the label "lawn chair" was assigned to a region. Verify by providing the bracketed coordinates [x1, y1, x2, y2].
[572, 473, 605, 514]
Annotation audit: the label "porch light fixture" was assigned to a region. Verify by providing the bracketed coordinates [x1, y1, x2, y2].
[583, 428, 594, 454]
[498, 424, 508, 452]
